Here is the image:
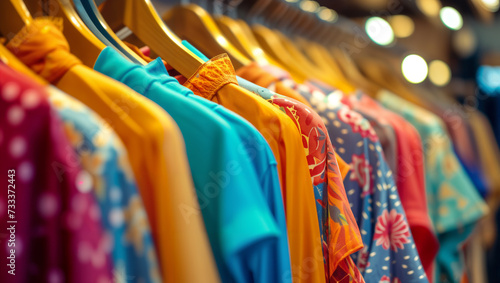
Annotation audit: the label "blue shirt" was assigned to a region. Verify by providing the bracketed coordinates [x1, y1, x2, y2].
[94, 47, 290, 283]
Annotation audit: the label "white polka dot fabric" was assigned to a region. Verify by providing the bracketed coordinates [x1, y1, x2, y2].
[0, 64, 113, 283]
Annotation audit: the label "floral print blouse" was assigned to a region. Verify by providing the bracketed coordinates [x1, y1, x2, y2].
[236, 78, 364, 283]
[243, 71, 429, 282]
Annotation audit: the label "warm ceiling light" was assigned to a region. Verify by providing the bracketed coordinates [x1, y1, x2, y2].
[389, 15, 415, 38]
[365, 17, 395, 46]
[300, 0, 319, 13]
[416, 0, 442, 17]
[402, 54, 428, 84]
[453, 26, 477, 58]
[480, 0, 500, 11]
[318, 7, 338, 22]
[429, 60, 452, 86]
[440, 7, 463, 30]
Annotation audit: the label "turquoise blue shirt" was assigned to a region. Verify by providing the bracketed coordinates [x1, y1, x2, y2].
[138, 55, 291, 282]
[94, 47, 290, 283]
[47, 86, 161, 283]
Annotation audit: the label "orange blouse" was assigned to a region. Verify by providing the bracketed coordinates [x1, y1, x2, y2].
[184, 54, 326, 283]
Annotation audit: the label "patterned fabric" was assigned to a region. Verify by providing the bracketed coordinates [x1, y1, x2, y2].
[0, 64, 113, 283]
[126, 51, 292, 282]
[247, 73, 428, 282]
[237, 78, 364, 282]
[47, 86, 161, 282]
[378, 90, 488, 283]
[178, 53, 326, 283]
[184, 54, 238, 97]
[343, 93, 439, 281]
[6, 18, 221, 283]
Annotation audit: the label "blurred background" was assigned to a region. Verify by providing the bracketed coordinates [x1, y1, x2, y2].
[149, 0, 500, 146]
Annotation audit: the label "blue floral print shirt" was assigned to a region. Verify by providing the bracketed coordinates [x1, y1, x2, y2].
[47, 86, 162, 283]
[268, 78, 429, 283]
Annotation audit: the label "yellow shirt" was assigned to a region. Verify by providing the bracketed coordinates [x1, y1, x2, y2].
[7, 18, 220, 283]
[184, 54, 326, 283]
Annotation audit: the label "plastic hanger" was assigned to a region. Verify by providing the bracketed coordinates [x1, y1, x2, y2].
[97, 0, 205, 78]
[215, 15, 268, 65]
[72, 0, 147, 64]
[0, 0, 33, 39]
[161, 4, 251, 69]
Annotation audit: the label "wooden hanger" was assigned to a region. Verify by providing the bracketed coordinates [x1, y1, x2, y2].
[246, 0, 273, 22]
[18, 0, 106, 67]
[254, 24, 329, 83]
[0, 0, 33, 39]
[215, 15, 268, 65]
[330, 47, 382, 96]
[232, 18, 287, 69]
[295, 38, 356, 94]
[98, 0, 205, 78]
[161, 4, 251, 69]
[71, 0, 147, 64]
[275, 30, 341, 87]
[0, 40, 47, 85]
[0, 1, 46, 85]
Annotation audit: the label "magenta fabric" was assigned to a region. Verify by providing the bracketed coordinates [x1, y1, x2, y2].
[0, 64, 113, 283]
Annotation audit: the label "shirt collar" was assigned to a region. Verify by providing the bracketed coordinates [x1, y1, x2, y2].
[183, 54, 238, 100]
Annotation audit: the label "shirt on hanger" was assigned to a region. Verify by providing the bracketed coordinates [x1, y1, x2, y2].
[6, 18, 220, 283]
[0, 64, 113, 283]
[181, 53, 326, 283]
[231, 62, 350, 178]
[378, 90, 488, 283]
[437, 106, 488, 197]
[181, 43, 361, 281]
[234, 75, 364, 282]
[46, 86, 161, 283]
[343, 93, 439, 282]
[239, 70, 429, 282]
[468, 111, 500, 241]
[94, 47, 288, 283]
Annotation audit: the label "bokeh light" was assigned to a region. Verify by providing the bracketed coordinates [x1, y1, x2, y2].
[300, 0, 319, 13]
[389, 15, 415, 38]
[365, 17, 395, 46]
[480, 0, 500, 12]
[453, 26, 477, 58]
[429, 60, 452, 86]
[440, 7, 463, 30]
[416, 0, 442, 17]
[402, 54, 428, 84]
[318, 7, 338, 22]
